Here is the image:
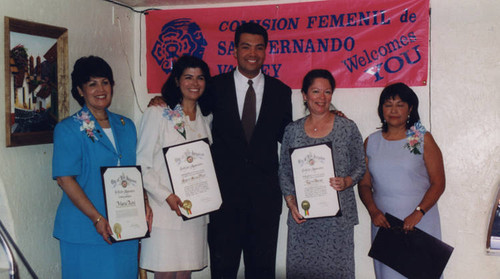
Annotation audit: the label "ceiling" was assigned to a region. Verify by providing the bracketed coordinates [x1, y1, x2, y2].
[109, 0, 268, 8]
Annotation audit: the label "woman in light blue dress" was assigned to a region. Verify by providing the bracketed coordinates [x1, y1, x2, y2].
[359, 83, 446, 278]
[52, 56, 152, 278]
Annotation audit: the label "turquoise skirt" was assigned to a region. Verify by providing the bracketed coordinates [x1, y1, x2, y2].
[59, 240, 138, 278]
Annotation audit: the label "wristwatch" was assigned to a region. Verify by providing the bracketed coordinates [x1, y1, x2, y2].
[416, 206, 426, 215]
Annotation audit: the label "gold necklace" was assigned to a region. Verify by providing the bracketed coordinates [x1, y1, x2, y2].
[308, 113, 333, 133]
[184, 117, 204, 138]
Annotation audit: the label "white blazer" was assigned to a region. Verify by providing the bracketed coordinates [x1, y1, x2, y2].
[137, 105, 212, 229]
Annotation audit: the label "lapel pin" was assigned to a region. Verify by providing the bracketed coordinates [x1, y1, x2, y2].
[120, 118, 125, 126]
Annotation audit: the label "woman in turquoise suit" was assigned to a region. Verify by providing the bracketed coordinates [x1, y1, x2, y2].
[359, 83, 445, 278]
[52, 56, 151, 278]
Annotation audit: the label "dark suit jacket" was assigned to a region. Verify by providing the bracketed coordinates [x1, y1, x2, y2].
[211, 70, 292, 215]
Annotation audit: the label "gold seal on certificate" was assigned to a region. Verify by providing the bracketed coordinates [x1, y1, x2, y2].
[183, 200, 192, 215]
[163, 138, 222, 219]
[290, 143, 340, 219]
[301, 200, 311, 216]
[113, 223, 122, 239]
[101, 166, 149, 242]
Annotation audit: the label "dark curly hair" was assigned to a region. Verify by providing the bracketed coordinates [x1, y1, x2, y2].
[378, 82, 420, 132]
[161, 55, 213, 116]
[71, 56, 114, 107]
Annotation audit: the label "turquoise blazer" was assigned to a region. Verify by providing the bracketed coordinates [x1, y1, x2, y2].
[52, 105, 136, 244]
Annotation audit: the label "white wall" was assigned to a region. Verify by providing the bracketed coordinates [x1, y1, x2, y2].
[428, 0, 500, 277]
[0, 0, 498, 278]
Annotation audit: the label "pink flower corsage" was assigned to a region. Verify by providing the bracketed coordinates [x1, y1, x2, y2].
[163, 104, 186, 139]
[74, 110, 98, 142]
[404, 121, 426, 155]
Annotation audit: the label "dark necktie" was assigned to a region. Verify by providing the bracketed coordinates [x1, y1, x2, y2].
[241, 79, 256, 143]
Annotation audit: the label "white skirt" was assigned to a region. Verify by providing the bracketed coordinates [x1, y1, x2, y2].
[140, 224, 208, 272]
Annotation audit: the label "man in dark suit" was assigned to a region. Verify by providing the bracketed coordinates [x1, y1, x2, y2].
[208, 23, 292, 279]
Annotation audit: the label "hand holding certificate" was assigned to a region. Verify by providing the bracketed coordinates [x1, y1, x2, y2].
[101, 166, 149, 242]
[163, 139, 222, 219]
[290, 143, 340, 219]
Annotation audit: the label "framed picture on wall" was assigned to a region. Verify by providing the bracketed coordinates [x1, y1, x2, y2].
[4, 17, 68, 147]
[487, 182, 500, 254]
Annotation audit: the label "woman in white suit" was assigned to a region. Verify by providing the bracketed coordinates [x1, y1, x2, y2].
[137, 55, 213, 279]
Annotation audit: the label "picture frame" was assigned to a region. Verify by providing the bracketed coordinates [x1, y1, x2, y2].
[4, 17, 68, 147]
[486, 181, 500, 254]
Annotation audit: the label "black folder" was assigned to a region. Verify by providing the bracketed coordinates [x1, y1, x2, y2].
[368, 213, 454, 279]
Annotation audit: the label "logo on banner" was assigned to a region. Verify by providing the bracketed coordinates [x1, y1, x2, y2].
[151, 18, 207, 74]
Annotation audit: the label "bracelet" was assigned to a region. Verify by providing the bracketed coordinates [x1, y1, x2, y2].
[94, 215, 103, 226]
[285, 195, 296, 208]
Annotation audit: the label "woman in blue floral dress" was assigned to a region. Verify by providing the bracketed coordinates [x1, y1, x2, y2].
[358, 83, 446, 278]
[279, 69, 365, 279]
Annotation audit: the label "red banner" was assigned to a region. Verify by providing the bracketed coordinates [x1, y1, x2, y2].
[146, 0, 429, 93]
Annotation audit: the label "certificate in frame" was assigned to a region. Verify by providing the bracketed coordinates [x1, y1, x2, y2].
[101, 165, 149, 242]
[369, 213, 454, 278]
[290, 142, 341, 219]
[163, 138, 222, 219]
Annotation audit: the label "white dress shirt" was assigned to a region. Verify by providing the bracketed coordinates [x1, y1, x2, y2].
[234, 68, 265, 122]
